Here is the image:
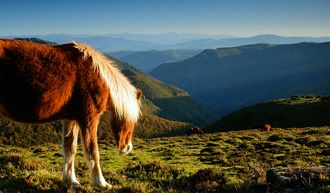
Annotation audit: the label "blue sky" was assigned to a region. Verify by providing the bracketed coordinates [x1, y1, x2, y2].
[0, 0, 329, 36]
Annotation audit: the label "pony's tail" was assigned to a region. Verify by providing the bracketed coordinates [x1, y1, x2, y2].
[72, 42, 141, 122]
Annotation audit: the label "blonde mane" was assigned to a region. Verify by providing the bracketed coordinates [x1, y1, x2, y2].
[73, 42, 140, 123]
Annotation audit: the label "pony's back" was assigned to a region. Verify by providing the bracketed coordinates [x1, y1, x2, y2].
[0, 39, 80, 121]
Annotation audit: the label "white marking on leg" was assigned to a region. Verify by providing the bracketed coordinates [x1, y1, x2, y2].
[70, 160, 79, 186]
[120, 140, 133, 154]
[62, 121, 80, 187]
[83, 148, 111, 188]
[92, 163, 110, 188]
[79, 118, 111, 188]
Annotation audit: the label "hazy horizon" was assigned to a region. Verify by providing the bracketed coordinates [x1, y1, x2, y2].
[4, 32, 330, 39]
[1, 0, 329, 37]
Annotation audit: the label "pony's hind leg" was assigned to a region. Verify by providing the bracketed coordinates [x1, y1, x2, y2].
[79, 116, 110, 188]
[62, 120, 80, 187]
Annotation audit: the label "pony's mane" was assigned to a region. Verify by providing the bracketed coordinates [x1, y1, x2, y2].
[72, 42, 140, 122]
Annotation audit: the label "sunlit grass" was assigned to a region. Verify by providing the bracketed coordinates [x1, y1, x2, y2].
[0, 126, 329, 192]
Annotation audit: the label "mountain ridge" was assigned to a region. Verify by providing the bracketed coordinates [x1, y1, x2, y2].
[150, 42, 330, 116]
[3, 34, 330, 52]
[165, 34, 330, 50]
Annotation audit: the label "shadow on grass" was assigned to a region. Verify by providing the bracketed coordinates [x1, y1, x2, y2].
[119, 162, 330, 193]
[0, 177, 66, 193]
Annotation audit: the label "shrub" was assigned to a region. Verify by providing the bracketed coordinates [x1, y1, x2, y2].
[268, 135, 281, 142]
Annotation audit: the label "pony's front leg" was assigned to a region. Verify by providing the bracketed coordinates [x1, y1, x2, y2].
[62, 120, 80, 187]
[79, 119, 110, 188]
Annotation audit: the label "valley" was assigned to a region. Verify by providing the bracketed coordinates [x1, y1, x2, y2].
[151, 42, 330, 116]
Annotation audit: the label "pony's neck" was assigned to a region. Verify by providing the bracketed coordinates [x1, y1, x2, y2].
[73, 43, 141, 123]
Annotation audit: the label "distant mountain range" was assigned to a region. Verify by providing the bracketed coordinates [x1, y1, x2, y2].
[110, 49, 201, 73]
[6, 34, 160, 52]
[150, 42, 330, 116]
[164, 34, 330, 50]
[3, 34, 330, 52]
[100, 33, 235, 44]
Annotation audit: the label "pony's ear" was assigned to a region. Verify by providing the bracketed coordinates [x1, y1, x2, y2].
[136, 89, 143, 101]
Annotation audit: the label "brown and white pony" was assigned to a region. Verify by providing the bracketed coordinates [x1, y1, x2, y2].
[0, 39, 142, 188]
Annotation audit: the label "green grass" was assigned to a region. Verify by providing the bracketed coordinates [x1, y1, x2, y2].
[207, 96, 330, 132]
[0, 127, 329, 192]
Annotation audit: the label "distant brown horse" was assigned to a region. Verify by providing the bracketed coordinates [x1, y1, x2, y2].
[0, 39, 142, 187]
[263, 123, 273, 132]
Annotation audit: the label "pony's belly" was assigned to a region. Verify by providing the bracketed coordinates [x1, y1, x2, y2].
[0, 100, 64, 124]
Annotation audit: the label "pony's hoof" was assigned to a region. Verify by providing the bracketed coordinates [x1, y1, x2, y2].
[92, 177, 112, 188]
[64, 178, 81, 188]
[100, 182, 112, 189]
[69, 181, 81, 188]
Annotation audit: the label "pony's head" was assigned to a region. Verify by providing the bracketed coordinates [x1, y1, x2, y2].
[110, 89, 142, 154]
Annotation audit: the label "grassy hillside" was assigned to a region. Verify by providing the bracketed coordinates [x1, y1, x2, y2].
[113, 49, 201, 73]
[206, 96, 330, 133]
[0, 127, 329, 192]
[150, 42, 330, 116]
[115, 58, 218, 126]
[0, 110, 192, 147]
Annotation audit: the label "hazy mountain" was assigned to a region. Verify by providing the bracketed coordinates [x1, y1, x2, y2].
[163, 34, 330, 50]
[6, 34, 160, 52]
[103, 32, 235, 44]
[5, 33, 232, 51]
[150, 42, 330, 116]
[112, 49, 201, 73]
[109, 51, 136, 59]
[14, 38, 57, 45]
[5, 34, 330, 52]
